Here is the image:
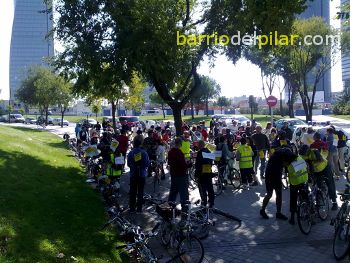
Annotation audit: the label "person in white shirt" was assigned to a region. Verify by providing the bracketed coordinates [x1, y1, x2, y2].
[263, 122, 272, 138]
[300, 127, 314, 146]
[156, 140, 166, 179]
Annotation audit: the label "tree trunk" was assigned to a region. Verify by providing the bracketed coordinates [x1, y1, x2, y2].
[111, 101, 117, 130]
[60, 107, 65, 128]
[191, 100, 194, 119]
[172, 106, 182, 136]
[45, 107, 49, 125]
[279, 92, 284, 117]
[161, 103, 165, 119]
[205, 99, 209, 116]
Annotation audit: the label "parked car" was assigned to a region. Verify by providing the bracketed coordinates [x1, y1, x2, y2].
[119, 116, 140, 128]
[6, 114, 25, 123]
[80, 119, 97, 128]
[144, 120, 156, 130]
[0, 115, 7, 122]
[52, 118, 69, 126]
[37, 116, 53, 125]
[275, 118, 307, 132]
[24, 117, 36, 124]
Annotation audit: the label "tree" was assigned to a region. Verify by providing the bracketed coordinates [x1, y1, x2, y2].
[289, 17, 341, 121]
[149, 92, 167, 119]
[52, 0, 308, 135]
[124, 71, 147, 113]
[90, 100, 102, 120]
[16, 66, 63, 125]
[196, 75, 221, 116]
[56, 78, 74, 127]
[216, 96, 230, 114]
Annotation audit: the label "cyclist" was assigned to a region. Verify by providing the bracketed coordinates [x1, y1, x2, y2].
[252, 125, 270, 179]
[332, 126, 348, 174]
[299, 144, 338, 210]
[155, 139, 166, 180]
[325, 127, 341, 180]
[180, 130, 191, 160]
[143, 130, 157, 177]
[106, 140, 123, 182]
[216, 136, 233, 185]
[116, 129, 129, 169]
[168, 137, 190, 212]
[286, 152, 309, 225]
[195, 140, 215, 207]
[127, 135, 150, 213]
[260, 148, 293, 220]
[236, 137, 254, 189]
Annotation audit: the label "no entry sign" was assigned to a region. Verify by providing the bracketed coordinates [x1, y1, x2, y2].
[266, 96, 278, 107]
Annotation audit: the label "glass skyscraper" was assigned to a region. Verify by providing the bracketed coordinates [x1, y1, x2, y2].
[341, 0, 350, 90]
[9, 0, 54, 101]
[300, 0, 332, 103]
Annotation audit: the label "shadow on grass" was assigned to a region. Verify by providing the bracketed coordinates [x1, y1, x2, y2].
[0, 149, 124, 263]
[46, 140, 70, 151]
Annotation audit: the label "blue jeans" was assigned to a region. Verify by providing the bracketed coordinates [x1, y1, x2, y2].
[168, 176, 189, 210]
[254, 155, 266, 178]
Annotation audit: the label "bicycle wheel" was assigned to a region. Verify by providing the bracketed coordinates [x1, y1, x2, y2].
[228, 168, 241, 189]
[297, 201, 312, 235]
[160, 221, 172, 246]
[177, 235, 204, 263]
[212, 174, 222, 196]
[333, 221, 350, 260]
[316, 190, 329, 221]
[190, 209, 210, 240]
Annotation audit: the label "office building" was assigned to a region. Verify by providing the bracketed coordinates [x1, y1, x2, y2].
[9, 0, 54, 101]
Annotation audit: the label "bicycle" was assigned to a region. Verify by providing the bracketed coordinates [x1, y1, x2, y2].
[116, 222, 187, 263]
[151, 160, 163, 197]
[331, 184, 350, 260]
[297, 179, 329, 235]
[157, 202, 204, 263]
[188, 200, 215, 240]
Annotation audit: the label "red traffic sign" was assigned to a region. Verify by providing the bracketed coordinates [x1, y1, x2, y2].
[266, 96, 278, 107]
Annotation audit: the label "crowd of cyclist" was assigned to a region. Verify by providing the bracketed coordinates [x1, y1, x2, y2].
[71, 116, 348, 226]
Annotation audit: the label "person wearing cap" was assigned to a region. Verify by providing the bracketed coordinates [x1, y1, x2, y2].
[168, 137, 190, 211]
[259, 148, 293, 220]
[127, 135, 150, 213]
[325, 127, 341, 179]
[299, 144, 338, 210]
[195, 140, 215, 207]
[281, 121, 293, 141]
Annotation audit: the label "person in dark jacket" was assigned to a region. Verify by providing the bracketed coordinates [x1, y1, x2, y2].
[168, 137, 190, 211]
[195, 140, 215, 207]
[251, 126, 270, 179]
[280, 121, 293, 141]
[127, 135, 150, 213]
[260, 148, 294, 220]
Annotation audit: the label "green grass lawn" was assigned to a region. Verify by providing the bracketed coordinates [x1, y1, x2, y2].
[0, 126, 124, 263]
[331, 115, 350, 121]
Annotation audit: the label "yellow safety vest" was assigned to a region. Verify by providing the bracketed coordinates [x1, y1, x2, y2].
[106, 153, 122, 177]
[308, 150, 327, 173]
[238, 145, 253, 169]
[287, 156, 308, 186]
[180, 140, 191, 158]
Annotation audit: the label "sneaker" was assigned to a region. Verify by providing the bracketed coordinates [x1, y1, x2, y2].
[260, 209, 269, 219]
[332, 203, 338, 211]
[276, 213, 288, 220]
[251, 181, 258, 186]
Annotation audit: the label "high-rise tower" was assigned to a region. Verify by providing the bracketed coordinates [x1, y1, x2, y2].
[9, 0, 54, 101]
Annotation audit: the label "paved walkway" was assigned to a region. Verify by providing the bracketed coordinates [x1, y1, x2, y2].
[1, 121, 349, 262]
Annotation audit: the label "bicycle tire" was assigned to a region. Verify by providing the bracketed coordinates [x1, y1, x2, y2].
[212, 174, 222, 196]
[177, 235, 204, 263]
[333, 221, 350, 260]
[297, 201, 312, 235]
[316, 190, 329, 221]
[160, 221, 172, 246]
[228, 168, 241, 189]
[189, 209, 210, 240]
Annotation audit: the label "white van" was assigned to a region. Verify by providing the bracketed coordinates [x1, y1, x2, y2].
[141, 109, 161, 116]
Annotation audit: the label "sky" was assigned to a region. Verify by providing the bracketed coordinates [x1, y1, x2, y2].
[0, 0, 343, 100]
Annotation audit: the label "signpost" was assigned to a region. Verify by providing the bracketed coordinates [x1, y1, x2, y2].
[266, 96, 278, 125]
